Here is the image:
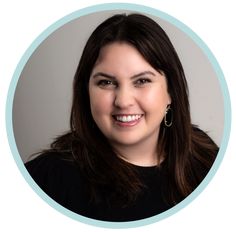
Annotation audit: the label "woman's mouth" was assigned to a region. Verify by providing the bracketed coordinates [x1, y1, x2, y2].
[112, 114, 143, 127]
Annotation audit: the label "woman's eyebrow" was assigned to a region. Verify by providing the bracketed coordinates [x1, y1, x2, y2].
[131, 71, 156, 79]
[92, 71, 156, 79]
[92, 72, 116, 79]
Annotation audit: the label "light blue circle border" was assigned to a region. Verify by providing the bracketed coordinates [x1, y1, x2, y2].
[6, 3, 231, 229]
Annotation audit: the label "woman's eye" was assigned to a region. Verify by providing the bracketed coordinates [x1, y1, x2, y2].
[135, 78, 151, 86]
[97, 80, 117, 88]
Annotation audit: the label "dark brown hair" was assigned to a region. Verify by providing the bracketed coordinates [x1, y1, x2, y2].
[48, 14, 218, 206]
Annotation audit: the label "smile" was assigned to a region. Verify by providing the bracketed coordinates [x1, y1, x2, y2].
[113, 114, 143, 123]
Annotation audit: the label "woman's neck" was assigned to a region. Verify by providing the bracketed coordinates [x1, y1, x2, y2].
[111, 137, 161, 167]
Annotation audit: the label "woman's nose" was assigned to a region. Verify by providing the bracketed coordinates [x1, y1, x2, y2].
[114, 87, 135, 109]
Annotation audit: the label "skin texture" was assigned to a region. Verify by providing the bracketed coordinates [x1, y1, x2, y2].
[89, 42, 171, 166]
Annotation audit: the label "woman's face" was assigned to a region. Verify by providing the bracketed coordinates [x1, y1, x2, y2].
[89, 42, 171, 149]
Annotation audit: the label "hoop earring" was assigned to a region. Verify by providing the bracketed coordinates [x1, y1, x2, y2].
[164, 105, 173, 127]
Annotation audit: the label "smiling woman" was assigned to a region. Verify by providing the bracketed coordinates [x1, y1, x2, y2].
[89, 42, 171, 166]
[24, 13, 219, 222]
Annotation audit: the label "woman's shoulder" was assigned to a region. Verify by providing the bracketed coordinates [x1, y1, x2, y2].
[191, 125, 219, 149]
[25, 151, 77, 174]
[25, 151, 84, 196]
[25, 151, 92, 214]
[190, 125, 219, 179]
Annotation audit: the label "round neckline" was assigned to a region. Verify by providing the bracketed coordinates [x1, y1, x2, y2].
[124, 158, 166, 170]
[130, 163, 159, 169]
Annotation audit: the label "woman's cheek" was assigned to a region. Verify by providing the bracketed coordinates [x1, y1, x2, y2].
[90, 91, 113, 115]
[139, 87, 169, 113]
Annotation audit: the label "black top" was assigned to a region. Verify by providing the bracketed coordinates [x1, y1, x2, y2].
[25, 128, 217, 222]
[25, 153, 172, 222]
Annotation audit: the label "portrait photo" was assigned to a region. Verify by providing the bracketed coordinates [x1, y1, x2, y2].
[10, 7, 226, 225]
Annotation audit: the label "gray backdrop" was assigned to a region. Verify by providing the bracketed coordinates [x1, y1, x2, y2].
[13, 10, 224, 162]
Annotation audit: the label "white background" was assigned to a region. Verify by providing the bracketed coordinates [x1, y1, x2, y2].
[1, 0, 235, 231]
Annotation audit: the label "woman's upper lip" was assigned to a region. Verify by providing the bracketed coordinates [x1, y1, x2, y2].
[112, 113, 144, 116]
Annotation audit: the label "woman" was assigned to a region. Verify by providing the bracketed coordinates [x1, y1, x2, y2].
[25, 13, 218, 222]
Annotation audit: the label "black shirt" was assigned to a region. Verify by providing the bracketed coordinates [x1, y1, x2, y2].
[25, 153, 171, 222]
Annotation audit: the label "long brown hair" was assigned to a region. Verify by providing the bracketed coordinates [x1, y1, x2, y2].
[48, 14, 218, 206]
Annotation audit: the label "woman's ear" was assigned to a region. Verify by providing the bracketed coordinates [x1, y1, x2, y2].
[167, 94, 171, 105]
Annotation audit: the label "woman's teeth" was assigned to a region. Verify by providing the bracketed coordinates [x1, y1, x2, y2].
[115, 115, 142, 122]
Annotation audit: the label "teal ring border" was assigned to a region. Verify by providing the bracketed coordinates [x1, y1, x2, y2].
[5, 3, 231, 229]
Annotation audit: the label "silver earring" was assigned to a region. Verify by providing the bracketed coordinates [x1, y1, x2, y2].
[164, 105, 173, 127]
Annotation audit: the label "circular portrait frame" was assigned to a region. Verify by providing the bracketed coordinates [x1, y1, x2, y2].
[6, 3, 231, 229]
